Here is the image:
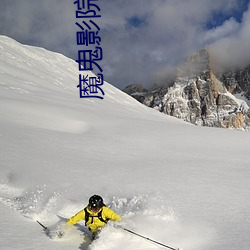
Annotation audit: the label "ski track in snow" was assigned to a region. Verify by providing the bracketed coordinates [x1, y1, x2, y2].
[0, 180, 211, 250]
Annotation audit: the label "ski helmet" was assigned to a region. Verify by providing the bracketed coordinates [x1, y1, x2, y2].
[89, 195, 104, 210]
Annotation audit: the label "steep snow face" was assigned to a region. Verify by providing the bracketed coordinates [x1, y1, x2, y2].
[0, 35, 149, 133]
[1, 36, 250, 250]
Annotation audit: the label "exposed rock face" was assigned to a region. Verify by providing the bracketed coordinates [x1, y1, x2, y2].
[217, 66, 250, 99]
[123, 49, 250, 130]
[123, 84, 147, 103]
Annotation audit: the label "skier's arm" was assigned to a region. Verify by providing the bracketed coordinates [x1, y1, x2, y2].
[104, 207, 122, 222]
[67, 209, 85, 225]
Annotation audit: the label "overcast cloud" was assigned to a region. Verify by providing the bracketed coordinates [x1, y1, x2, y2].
[0, 0, 249, 89]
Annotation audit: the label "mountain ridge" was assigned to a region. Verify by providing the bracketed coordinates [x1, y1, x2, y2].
[123, 49, 250, 130]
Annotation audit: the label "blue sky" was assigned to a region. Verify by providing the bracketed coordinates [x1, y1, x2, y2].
[0, 0, 249, 89]
[206, 0, 249, 29]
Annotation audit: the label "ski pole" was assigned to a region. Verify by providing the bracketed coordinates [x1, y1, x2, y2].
[37, 220, 48, 231]
[122, 227, 180, 250]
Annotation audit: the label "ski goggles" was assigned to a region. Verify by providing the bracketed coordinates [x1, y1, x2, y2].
[89, 204, 101, 212]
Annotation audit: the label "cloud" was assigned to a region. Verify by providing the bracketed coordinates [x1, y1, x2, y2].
[0, 0, 249, 89]
[200, 18, 240, 45]
[97, 0, 249, 88]
[0, 0, 76, 55]
[209, 4, 250, 69]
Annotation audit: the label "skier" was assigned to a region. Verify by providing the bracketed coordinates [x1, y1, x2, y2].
[66, 194, 122, 239]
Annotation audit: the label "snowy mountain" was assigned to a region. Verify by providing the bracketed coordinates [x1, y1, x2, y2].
[1, 36, 250, 250]
[124, 49, 250, 130]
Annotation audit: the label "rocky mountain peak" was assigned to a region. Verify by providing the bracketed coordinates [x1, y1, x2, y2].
[177, 49, 210, 78]
[123, 49, 250, 130]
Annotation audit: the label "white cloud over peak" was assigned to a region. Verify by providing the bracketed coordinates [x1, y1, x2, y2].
[209, 5, 250, 68]
[0, 0, 249, 88]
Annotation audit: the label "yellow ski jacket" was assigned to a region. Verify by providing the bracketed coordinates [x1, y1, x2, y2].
[67, 206, 121, 233]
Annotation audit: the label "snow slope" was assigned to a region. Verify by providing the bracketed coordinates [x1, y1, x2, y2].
[0, 35, 250, 250]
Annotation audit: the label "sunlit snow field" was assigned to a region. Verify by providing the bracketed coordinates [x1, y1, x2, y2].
[0, 36, 249, 250]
